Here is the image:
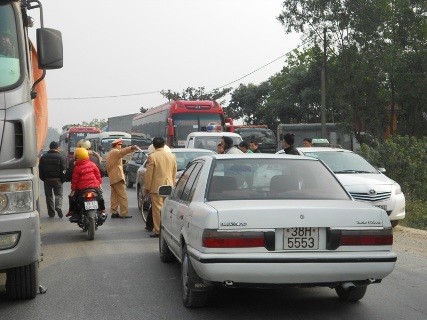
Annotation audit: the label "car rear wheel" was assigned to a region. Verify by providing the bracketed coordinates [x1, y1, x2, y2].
[6, 262, 38, 299]
[159, 229, 175, 262]
[335, 284, 367, 302]
[181, 245, 208, 308]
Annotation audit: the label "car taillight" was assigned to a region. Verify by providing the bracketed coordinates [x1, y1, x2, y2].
[202, 230, 265, 248]
[327, 228, 393, 250]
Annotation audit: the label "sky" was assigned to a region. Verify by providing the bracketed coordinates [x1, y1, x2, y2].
[30, 0, 302, 131]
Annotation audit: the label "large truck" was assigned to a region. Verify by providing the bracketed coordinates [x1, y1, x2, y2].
[131, 100, 234, 148]
[277, 123, 360, 151]
[0, 0, 63, 299]
[107, 113, 136, 133]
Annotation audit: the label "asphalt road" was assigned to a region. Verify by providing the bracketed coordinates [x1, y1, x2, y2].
[0, 179, 426, 320]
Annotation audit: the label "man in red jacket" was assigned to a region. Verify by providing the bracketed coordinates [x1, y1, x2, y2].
[66, 148, 105, 221]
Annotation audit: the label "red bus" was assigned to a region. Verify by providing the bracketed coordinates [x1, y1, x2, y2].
[59, 126, 101, 167]
[131, 100, 234, 148]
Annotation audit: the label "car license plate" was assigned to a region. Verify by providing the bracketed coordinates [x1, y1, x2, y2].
[84, 201, 98, 210]
[374, 204, 387, 211]
[284, 227, 319, 250]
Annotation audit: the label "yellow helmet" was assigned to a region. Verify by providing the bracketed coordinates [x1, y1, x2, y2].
[75, 147, 89, 161]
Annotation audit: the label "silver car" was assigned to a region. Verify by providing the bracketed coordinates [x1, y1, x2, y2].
[158, 154, 396, 308]
[277, 147, 406, 227]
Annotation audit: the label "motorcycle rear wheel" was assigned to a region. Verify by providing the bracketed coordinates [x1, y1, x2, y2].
[87, 217, 96, 240]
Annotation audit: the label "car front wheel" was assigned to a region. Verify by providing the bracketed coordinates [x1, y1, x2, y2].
[125, 172, 133, 188]
[181, 245, 208, 308]
[335, 284, 367, 302]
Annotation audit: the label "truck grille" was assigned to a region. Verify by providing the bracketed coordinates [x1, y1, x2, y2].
[350, 191, 391, 202]
[14, 122, 24, 158]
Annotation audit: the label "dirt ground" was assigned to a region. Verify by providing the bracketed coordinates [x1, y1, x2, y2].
[393, 225, 427, 257]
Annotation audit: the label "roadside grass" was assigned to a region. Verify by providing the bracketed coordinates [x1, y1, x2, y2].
[400, 199, 427, 231]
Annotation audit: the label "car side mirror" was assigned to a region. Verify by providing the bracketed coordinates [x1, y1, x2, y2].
[158, 185, 173, 197]
[377, 167, 386, 173]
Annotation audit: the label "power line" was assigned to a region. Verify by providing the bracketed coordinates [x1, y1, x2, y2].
[49, 44, 310, 101]
[49, 90, 161, 101]
[213, 54, 288, 90]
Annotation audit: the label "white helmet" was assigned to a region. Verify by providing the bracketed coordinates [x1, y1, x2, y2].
[77, 139, 91, 149]
[147, 144, 171, 154]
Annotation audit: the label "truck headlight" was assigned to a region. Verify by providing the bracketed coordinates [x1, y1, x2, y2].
[0, 181, 33, 214]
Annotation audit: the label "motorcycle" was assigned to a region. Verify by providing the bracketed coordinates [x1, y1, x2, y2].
[69, 188, 107, 240]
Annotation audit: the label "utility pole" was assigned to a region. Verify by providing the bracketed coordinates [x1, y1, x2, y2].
[321, 27, 327, 138]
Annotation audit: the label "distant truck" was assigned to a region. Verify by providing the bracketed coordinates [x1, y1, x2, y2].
[0, 0, 63, 299]
[276, 123, 360, 151]
[85, 131, 132, 174]
[234, 125, 277, 153]
[107, 113, 136, 133]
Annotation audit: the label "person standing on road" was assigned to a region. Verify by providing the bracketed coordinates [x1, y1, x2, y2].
[282, 133, 300, 155]
[39, 141, 66, 218]
[144, 137, 177, 238]
[106, 138, 138, 218]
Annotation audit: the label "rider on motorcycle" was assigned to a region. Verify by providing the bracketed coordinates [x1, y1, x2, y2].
[66, 148, 106, 222]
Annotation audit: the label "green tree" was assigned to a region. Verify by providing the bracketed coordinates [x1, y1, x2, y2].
[81, 118, 107, 130]
[160, 86, 232, 105]
[276, 0, 427, 139]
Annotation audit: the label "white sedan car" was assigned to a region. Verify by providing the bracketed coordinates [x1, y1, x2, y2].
[277, 147, 406, 227]
[158, 154, 396, 308]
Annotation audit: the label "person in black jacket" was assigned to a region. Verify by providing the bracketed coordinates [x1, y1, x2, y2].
[282, 133, 300, 155]
[39, 141, 66, 218]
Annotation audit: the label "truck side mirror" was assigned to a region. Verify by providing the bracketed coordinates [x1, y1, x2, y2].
[36, 28, 63, 69]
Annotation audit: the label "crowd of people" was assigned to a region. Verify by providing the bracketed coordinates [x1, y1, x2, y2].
[38, 132, 309, 234]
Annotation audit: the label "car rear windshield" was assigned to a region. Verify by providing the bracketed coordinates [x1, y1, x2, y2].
[207, 158, 349, 201]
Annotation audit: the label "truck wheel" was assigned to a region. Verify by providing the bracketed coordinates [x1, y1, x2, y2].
[6, 262, 38, 299]
[126, 172, 133, 188]
[181, 245, 208, 308]
[335, 285, 367, 302]
[391, 220, 399, 228]
[159, 230, 175, 262]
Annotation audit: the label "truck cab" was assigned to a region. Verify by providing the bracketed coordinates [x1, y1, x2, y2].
[0, 0, 62, 299]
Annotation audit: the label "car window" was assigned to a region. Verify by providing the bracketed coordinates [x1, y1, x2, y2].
[172, 163, 199, 200]
[131, 152, 139, 161]
[174, 151, 214, 171]
[207, 158, 349, 201]
[181, 162, 204, 202]
[303, 151, 378, 173]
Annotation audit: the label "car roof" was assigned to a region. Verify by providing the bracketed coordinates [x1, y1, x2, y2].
[199, 153, 318, 161]
[170, 148, 215, 153]
[297, 147, 353, 153]
[187, 132, 241, 137]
